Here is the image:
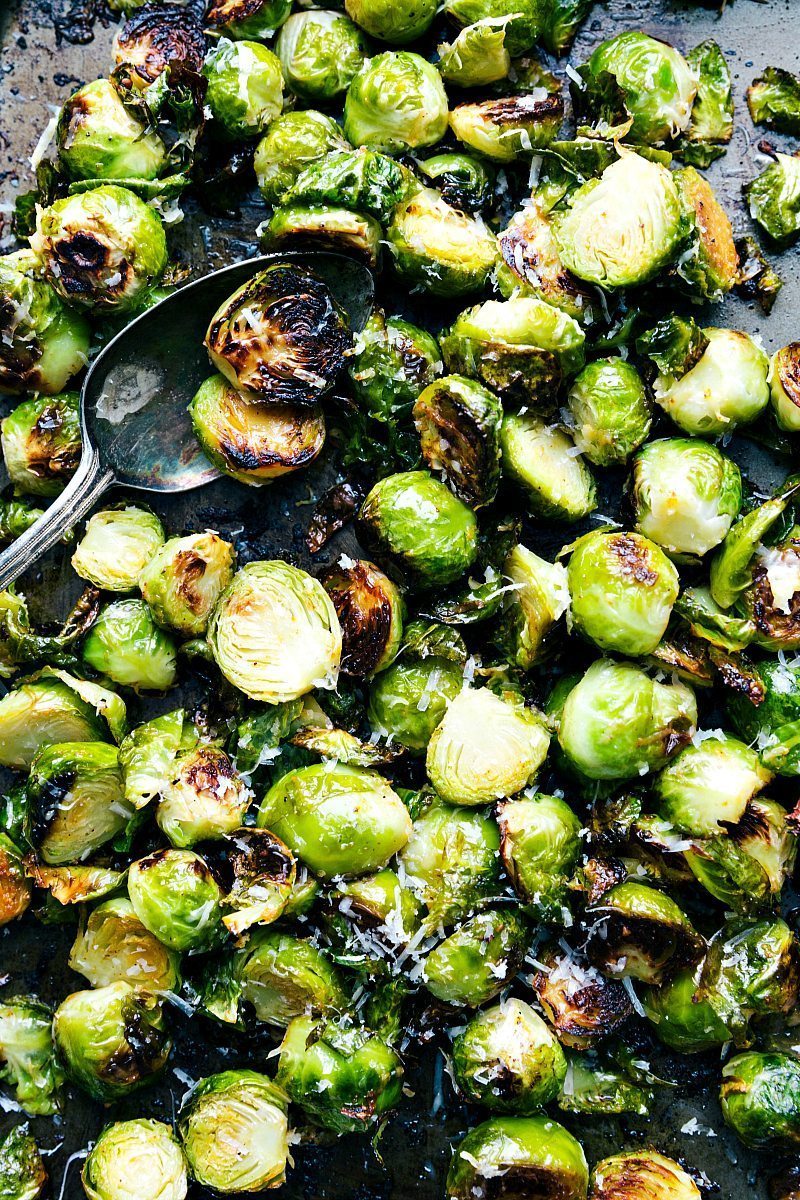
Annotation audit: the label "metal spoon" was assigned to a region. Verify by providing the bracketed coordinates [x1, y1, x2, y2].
[0, 251, 375, 590]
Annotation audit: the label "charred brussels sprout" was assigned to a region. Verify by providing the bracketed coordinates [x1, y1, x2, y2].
[447, 1116, 588, 1200]
[322, 559, 403, 679]
[128, 849, 223, 952]
[739, 529, 800, 652]
[632, 440, 742, 560]
[496, 202, 597, 325]
[276, 11, 366, 101]
[53, 982, 170, 1103]
[72, 506, 164, 591]
[227, 928, 347, 1026]
[112, 4, 206, 87]
[206, 0, 291, 39]
[721, 1052, 800, 1149]
[590, 1151, 701, 1200]
[413, 375, 502, 509]
[726, 656, 800, 776]
[746, 153, 800, 245]
[157, 745, 250, 848]
[0, 999, 63, 1116]
[254, 111, 348, 206]
[450, 92, 564, 163]
[345, 0, 437, 43]
[654, 733, 771, 837]
[653, 327, 770, 435]
[493, 543, 569, 669]
[436, 18, 512, 88]
[583, 881, 702, 985]
[399, 800, 500, 929]
[344, 53, 448, 154]
[284, 149, 411, 223]
[770, 343, 800, 432]
[138, 531, 235, 637]
[424, 909, 529, 1007]
[0, 836, 31, 927]
[566, 358, 650, 467]
[202, 39, 284, 140]
[367, 655, 463, 752]
[32, 186, 167, 314]
[83, 599, 177, 691]
[264, 204, 382, 267]
[82, 1119, 188, 1200]
[257, 763, 411, 878]
[0, 251, 90, 396]
[674, 167, 738, 300]
[453, 999, 567, 1113]
[497, 794, 581, 922]
[0, 1125, 47, 1200]
[349, 310, 442, 423]
[387, 187, 498, 297]
[419, 153, 492, 212]
[532, 947, 633, 1049]
[0, 673, 124, 770]
[500, 413, 596, 523]
[1, 391, 81, 497]
[699, 916, 800, 1042]
[179, 1071, 289, 1193]
[205, 264, 349, 406]
[56, 78, 166, 182]
[643, 966, 729, 1054]
[567, 531, 680, 657]
[208, 561, 341, 702]
[684, 796, 795, 913]
[277, 1017, 402, 1133]
[25, 741, 130, 865]
[69, 897, 180, 991]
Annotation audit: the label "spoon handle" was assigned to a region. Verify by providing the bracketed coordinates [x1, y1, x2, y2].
[0, 449, 115, 591]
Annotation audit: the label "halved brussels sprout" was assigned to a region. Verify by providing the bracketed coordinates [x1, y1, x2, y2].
[257, 763, 411, 878]
[654, 732, 771, 837]
[31, 185, 167, 313]
[497, 793, 581, 922]
[26, 861, 124, 907]
[532, 946, 633, 1049]
[345, 0, 437, 43]
[254, 111, 349, 206]
[399, 799, 500, 929]
[202, 39, 284, 139]
[82, 1119, 188, 1200]
[285, 148, 411, 222]
[566, 358, 650, 466]
[632, 439, 742, 560]
[726, 656, 800, 776]
[674, 166, 738, 300]
[128, 849, 223, 952]
[679, 39, 733, 167]
[496, 201, 597, 325]
[367, 656, 463, 752]
[118, 708, 183, 808]
[386, 187, 499, 298]
[492, 543, 569, 669]
[770, 343, 800, 432]
[138, 531, 235, 636]
[454, 999, 567, 1113]
[721, 1051, 800, 1150]
[437, 17, 511, 88]
[738, 529, 800, 651]
[204, 264, 350, 407]
[427, 687, 550, 807]
[643, 965, 729, 1053]
[567, 530, 680, 657]
[413, 375, 502, 509]
[349, 310, 442, 425]
[698, 916, 800, 1043]
[344, 52, 448, 154]
[424, 909, 529, 1007]
[553, 153, 685, 289]
[57, 78, 166, 182]
[208, 560, 341, 702]
[684, 796, 796, 912]
[277, 1016, 402, 1134]
[112, 4, 206, 87]
[419, 153, 493, 213]
[69, 896, 181, 991]
[557, 659, 697, 782]
[276, 10, 366, 100]
[652, 327, 770, 435]
[558, 1053, 652, 1118]
[216, 927, 347, 1027]
[72, 506, 165, 591]
[500, 413, 596, 523]
[0, 835, 31, 927]
[322, 559, 403, 679]
[210, 827, 296, 936]
[0, 1125, 47, 1200]
[0, 250, 90, 396]
[450, 92, 564, 163]
[264, 203, 382, 267]
[157, 745, 250, 848]
[53, 982, 170, 1103]
[443, 0, 541, 57]
[179, 1070, 289, 1193]
[447, 1116, 588, 1200]
[0, 672, 122, 770]
[1, 390, 81, 497]
[746, 153, 800, 245]
[583, 881, 703, 985]
[590, 1151, 701, 1200]
[83, 599, 178, 691]
[0, 999, 63, 1116]
[25, 741, 130, 865]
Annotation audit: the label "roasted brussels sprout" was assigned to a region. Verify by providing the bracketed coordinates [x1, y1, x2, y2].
[264, 204, 382, 266]
[25, 741, 130, 865]
[56, 78, 166, 182]
[674, 166, 738, 300]
[565, 358, 650, 467]
[558, 1053, 652, 1118]
[685, 796, 796, 912]
[321, 559, 403, 679]
[208, 561, 341, 702]
[112, 3, 205, 87]
[436, 18, 511, 88]
[583, 881, 702, 985]
[654, 732, 771, 837]
[53, 982, 170, 1103]
[128, 849, 223, 952]
[497, 793, 581, 922]
[0, 671, 125, 770]
[496, 201, 597, 325]
[726, 656, 800, 776]
[721, 1052, 800, 1149]
[643, 965, 729, 1053]
[770, 343, 800, 433]
[652, 327, 770, 435]
[590, 1150, 701, 1200]
[412, 375, 502, 509]
[708, 480, 799, 612]
[557, 659, 697, 782]
[213, 828, 296, 936]
[399, 799, 500, 928]
[0, 835, 31, 927]
[699, 916, 800, 1042]
[82, 1119, 188, 1200]
[443, 0, 541, 57]
[157, 745, 250, 848]
[453, 999, 567, 1113]
[349, 310, 442, 426]
[345, 0, 437, 43]
[367, 655, 463, 752]
[738, 529, 800, 651]
[72, 506, 165, 591]
[31, 186, 168, 313]
[418, 153, 492, 213]
[500, 413, 596, 523]
[492, 543, 569, 670]
[450, 92, 563, 163]
[0, 499, 42, 544]
[254, 111, 349, 206]
[285, 149, 411, 222]
[215, 927, 348, 1026]
[1, 390, 81, 497]
[202, 39, 283, 140]
[206, 0, 291, 39]
[118, 708, 183, 808]
[0, 1125, 47, 1200]
[387, 187, 498, 297]
[748, 66, 800, 136]
[344, 52, 448, 154]
[69, 897, 180, 991]
[0, 999, 63, 1116]
[447, 1116, 588, 1200]
[179, 1070, 289, 1192]
[205, 264, 349, 407]
[83, 599, 177, 691]
[746, 153, 800, 245]
[532, 946, 633, 1049]
[0, 251, 90, 396]
[425, 909, 529, 1008]
[138, 531, 235, 636]
[276, 11, 366, 101]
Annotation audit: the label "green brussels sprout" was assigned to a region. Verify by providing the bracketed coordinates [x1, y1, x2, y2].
[1, 390, 81, 497]
[367, 657, 463, 752]
[53, 982, 170, 1103]
[453, 999, 567, 1112]
[748, 66, 800, 135]
[179, 1070, 289, 1193]
[500, 413, 596, 522]
[0, 835, 32, 927]
[359, 471, 478, 590]
[653, 327, 770, 435]
[82, 1119, 188, 1200]
[557, 659, 697, 782]
[590, 1151, 701, 1200]
[679, 39, 734, 167]
[345, 0, 437, 43]
[202, 39, 283, 140]
[746, 153, 800, 245]
[31, 186, 167, 313]
[673, 167, 738, 300]
[558, 1053, 652, 1118]
[71, 506, 165, 591]
[553, 153, 685, 289]
[0, 669, 126, 771]
[427, 687, 550, 807]
[276, 11, 366, 101]
[493, 543, 569, 670]
[437, 18, 511, 88]
[206, 0, 290, 38]
[118, 707, 184, 808]
[537, 0, 593, 55]
[25, 741, 130, 865]
[684, 796, 796, 913]
[264, 204, 382, 267]
[56, 78, 167, 182]
[277, 1016, 402, 1133]
[83, 599, 178, 691]
[654, 733, 771, 837]
[443, 0, 542, 57]
[709, 480, 799, 612]
[344, 53, 448, 154]
[0, 1126, 47, 1200]
[223, 928, 348, 1026]
[138, 531, 235, 637]
[566, 358, 650, 466]
[632, 439, 742, 560]
[496, 201, 598, 325]
[567, 530, 680, 657]
[497, 793, 581, 921]
[349, 311, 442, 427]
[447, 1116, 588, 1200]
[321, 559, 403, 679]
[584, 881, 703, 985]
[157, 745, 250, 848]
[770, 343, 800, 432]
[254, 111, 349, 206]
[419, 153, 493, 212]
[399, 800, 500, 929]
[636, 312, 708, 378]
[285, 149, 411, 223]
[208, 561, 341, 703]
[532, 946, 634, 1048]
[698, 916, 800, 1043]
[424, 909, 529, 1007]
[450, 91, 564, 164]
[330, 867, 422, 950]
[721, 1052, 800, 1149]
[257, 763, 411, 878]
[386, 187, 498, 297]
[726, 656, 800, 776]
[69, 896, 181, 991]
[111, 4, 206, 88]
[643, 965, 729, 1053]
[128, 849, 224, 952]
[0, 999, 64, 1116]
[413, 375, 502, 509]
[0, 251, 90, 396]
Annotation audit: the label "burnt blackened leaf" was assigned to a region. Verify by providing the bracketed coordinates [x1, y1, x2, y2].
[678, 40, 733, 167]
[306, 480, 365, 554]
[193, 142, 256, 219]
[746, 152, 800, 244]
[748, 66, 800, 135]
[735, 235, 784, 313]
[636, 315, 709, 379]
